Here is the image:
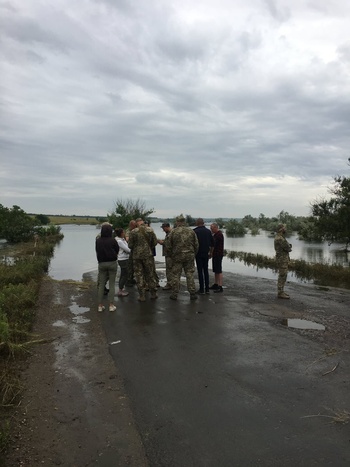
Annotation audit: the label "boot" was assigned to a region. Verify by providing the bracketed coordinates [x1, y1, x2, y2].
[278, 291, 290, 299]
[150, 290, 158, 300]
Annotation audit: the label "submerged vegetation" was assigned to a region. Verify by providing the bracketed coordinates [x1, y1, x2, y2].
[227, 250, 350, 290]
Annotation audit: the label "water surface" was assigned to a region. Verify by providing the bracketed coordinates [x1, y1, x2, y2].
[48, 223, 349, 282]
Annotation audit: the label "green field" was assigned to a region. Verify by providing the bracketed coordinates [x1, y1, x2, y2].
[35, 215, 101, 225]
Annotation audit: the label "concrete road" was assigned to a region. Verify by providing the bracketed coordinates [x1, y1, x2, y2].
[100, 268, 350, 467]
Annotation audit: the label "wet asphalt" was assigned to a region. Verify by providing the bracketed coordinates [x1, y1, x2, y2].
[98, 267, 350, 467]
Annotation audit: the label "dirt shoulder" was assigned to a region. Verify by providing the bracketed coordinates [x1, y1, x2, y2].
[4, 276, 148, 467]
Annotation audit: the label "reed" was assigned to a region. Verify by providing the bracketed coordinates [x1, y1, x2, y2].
[227, 250, 350, 289]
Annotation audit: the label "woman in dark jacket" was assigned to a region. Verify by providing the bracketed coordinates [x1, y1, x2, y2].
[95, 223, 119, 312]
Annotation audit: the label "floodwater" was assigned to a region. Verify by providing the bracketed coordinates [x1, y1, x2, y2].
[48, 223, 349, 283]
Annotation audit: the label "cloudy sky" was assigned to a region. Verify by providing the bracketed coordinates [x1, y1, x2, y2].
[1, 0, 350, 219]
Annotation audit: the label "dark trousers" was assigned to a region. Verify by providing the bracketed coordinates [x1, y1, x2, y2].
[118, 259, 129, 290]
[195, 255, 209, 291]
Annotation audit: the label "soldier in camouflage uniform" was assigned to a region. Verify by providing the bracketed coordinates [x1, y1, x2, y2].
[274, 224, 292, 299]
[157, 223, 173, 290]
[128, 219, 158, 302]
[167, 215, 199, 300]
[125, 220, 137, 285]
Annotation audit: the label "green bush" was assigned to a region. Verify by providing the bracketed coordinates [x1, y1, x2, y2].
[0, 257, 49, 287]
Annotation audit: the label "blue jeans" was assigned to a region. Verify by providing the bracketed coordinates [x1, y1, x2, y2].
[98, 261, 117, 302]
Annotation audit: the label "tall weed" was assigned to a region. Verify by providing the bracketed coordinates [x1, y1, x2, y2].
[227, 250, 350, 289]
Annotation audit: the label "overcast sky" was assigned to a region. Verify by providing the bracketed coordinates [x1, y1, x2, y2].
[1, 0, 350, 219]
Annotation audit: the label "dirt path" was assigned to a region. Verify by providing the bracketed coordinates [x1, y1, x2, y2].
[4, 276, 148, 467]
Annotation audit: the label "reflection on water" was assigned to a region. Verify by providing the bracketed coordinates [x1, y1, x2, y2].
[49, 223, 349, 283]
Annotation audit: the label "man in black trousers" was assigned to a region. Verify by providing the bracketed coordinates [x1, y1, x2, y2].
[194, 218, 214, 294]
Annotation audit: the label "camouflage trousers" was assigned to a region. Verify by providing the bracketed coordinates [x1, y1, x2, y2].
[165, 256, 174, 286]
[127, 251, 134, 282]
[276, 257, 289, 292]
[169, 258, 196, 296]
[133, 257, 157, 297]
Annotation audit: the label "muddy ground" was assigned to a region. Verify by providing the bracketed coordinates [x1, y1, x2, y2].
[3, 277, 148, 467]
[3, 270, 350, 466]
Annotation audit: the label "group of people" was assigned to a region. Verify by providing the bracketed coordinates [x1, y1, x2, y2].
[95, 217, 293, 311]
[95, 216, 224, 311]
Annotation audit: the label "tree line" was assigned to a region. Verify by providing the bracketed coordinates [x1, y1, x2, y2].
[1, 161, 349, 250]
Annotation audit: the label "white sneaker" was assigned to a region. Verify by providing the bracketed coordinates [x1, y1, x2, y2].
[109, 304, 117, 312]
[98, 305, 105, 312]
[118, 290, 129, 297]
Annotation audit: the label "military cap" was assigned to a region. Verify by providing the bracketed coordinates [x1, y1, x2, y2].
[276, 223, 286, 232]
[175, 215, 186, 223]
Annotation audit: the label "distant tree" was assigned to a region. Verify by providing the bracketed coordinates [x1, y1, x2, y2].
[96, 216, 108, 223]
[297, 217, 323, 242]
[309, 174, 350, 250]
[0, 204, 35, 243]
[241, 214, 258, 229]
[108, 198, 154, 229]
[185, 214, 196, 226]
[214, 218, 225, 229]
[225, 219, 247, 237]
[34, 214, 50, 225]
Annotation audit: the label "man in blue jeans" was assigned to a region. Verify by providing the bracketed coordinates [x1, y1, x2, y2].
[194, 218, 214, 294]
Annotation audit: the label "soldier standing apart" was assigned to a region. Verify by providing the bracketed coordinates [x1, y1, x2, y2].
[194, 218, 214, 294]
[128, 218, 158, 302]
[209, 223, 224, 293]
[167, 215, 199, 301]
[158, 223, 173, 290]
[274, 224, 292, 299]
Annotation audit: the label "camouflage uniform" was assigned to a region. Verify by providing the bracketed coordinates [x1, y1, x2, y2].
[274, 224, 292, 298]
[128, 225, 158, 300]
[162, 230, 173, 287]
[125, 226, 135, 284]
[167, 218, 199, 299]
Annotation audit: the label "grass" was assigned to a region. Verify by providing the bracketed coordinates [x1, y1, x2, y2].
[0, 233, 62, 461]
[47, 215, 100, 225]
[302, 408, 350, 425]
[226, 250, 350, 290]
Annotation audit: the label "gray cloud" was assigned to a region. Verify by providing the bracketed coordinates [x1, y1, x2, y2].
[1, 0, 349, 218]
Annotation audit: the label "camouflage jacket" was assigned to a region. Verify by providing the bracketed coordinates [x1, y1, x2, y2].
[274, 232, 292, 259]
[161, 231, 172, 257]
[167, 226, 199, 261]
[128, 226, 157, 260]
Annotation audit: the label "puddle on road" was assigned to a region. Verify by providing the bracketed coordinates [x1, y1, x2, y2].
[72, 316, 90, 324]
[282, 318, 325, 331]
[69, 301, 90, 323]
[52, 320, 66, 327]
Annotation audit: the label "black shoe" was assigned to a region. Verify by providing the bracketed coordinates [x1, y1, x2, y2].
[196, 289, 205, 295]
[214, 286, 223, 293]
[209, 283, 218, 290]
[205, 289, 210, 294]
